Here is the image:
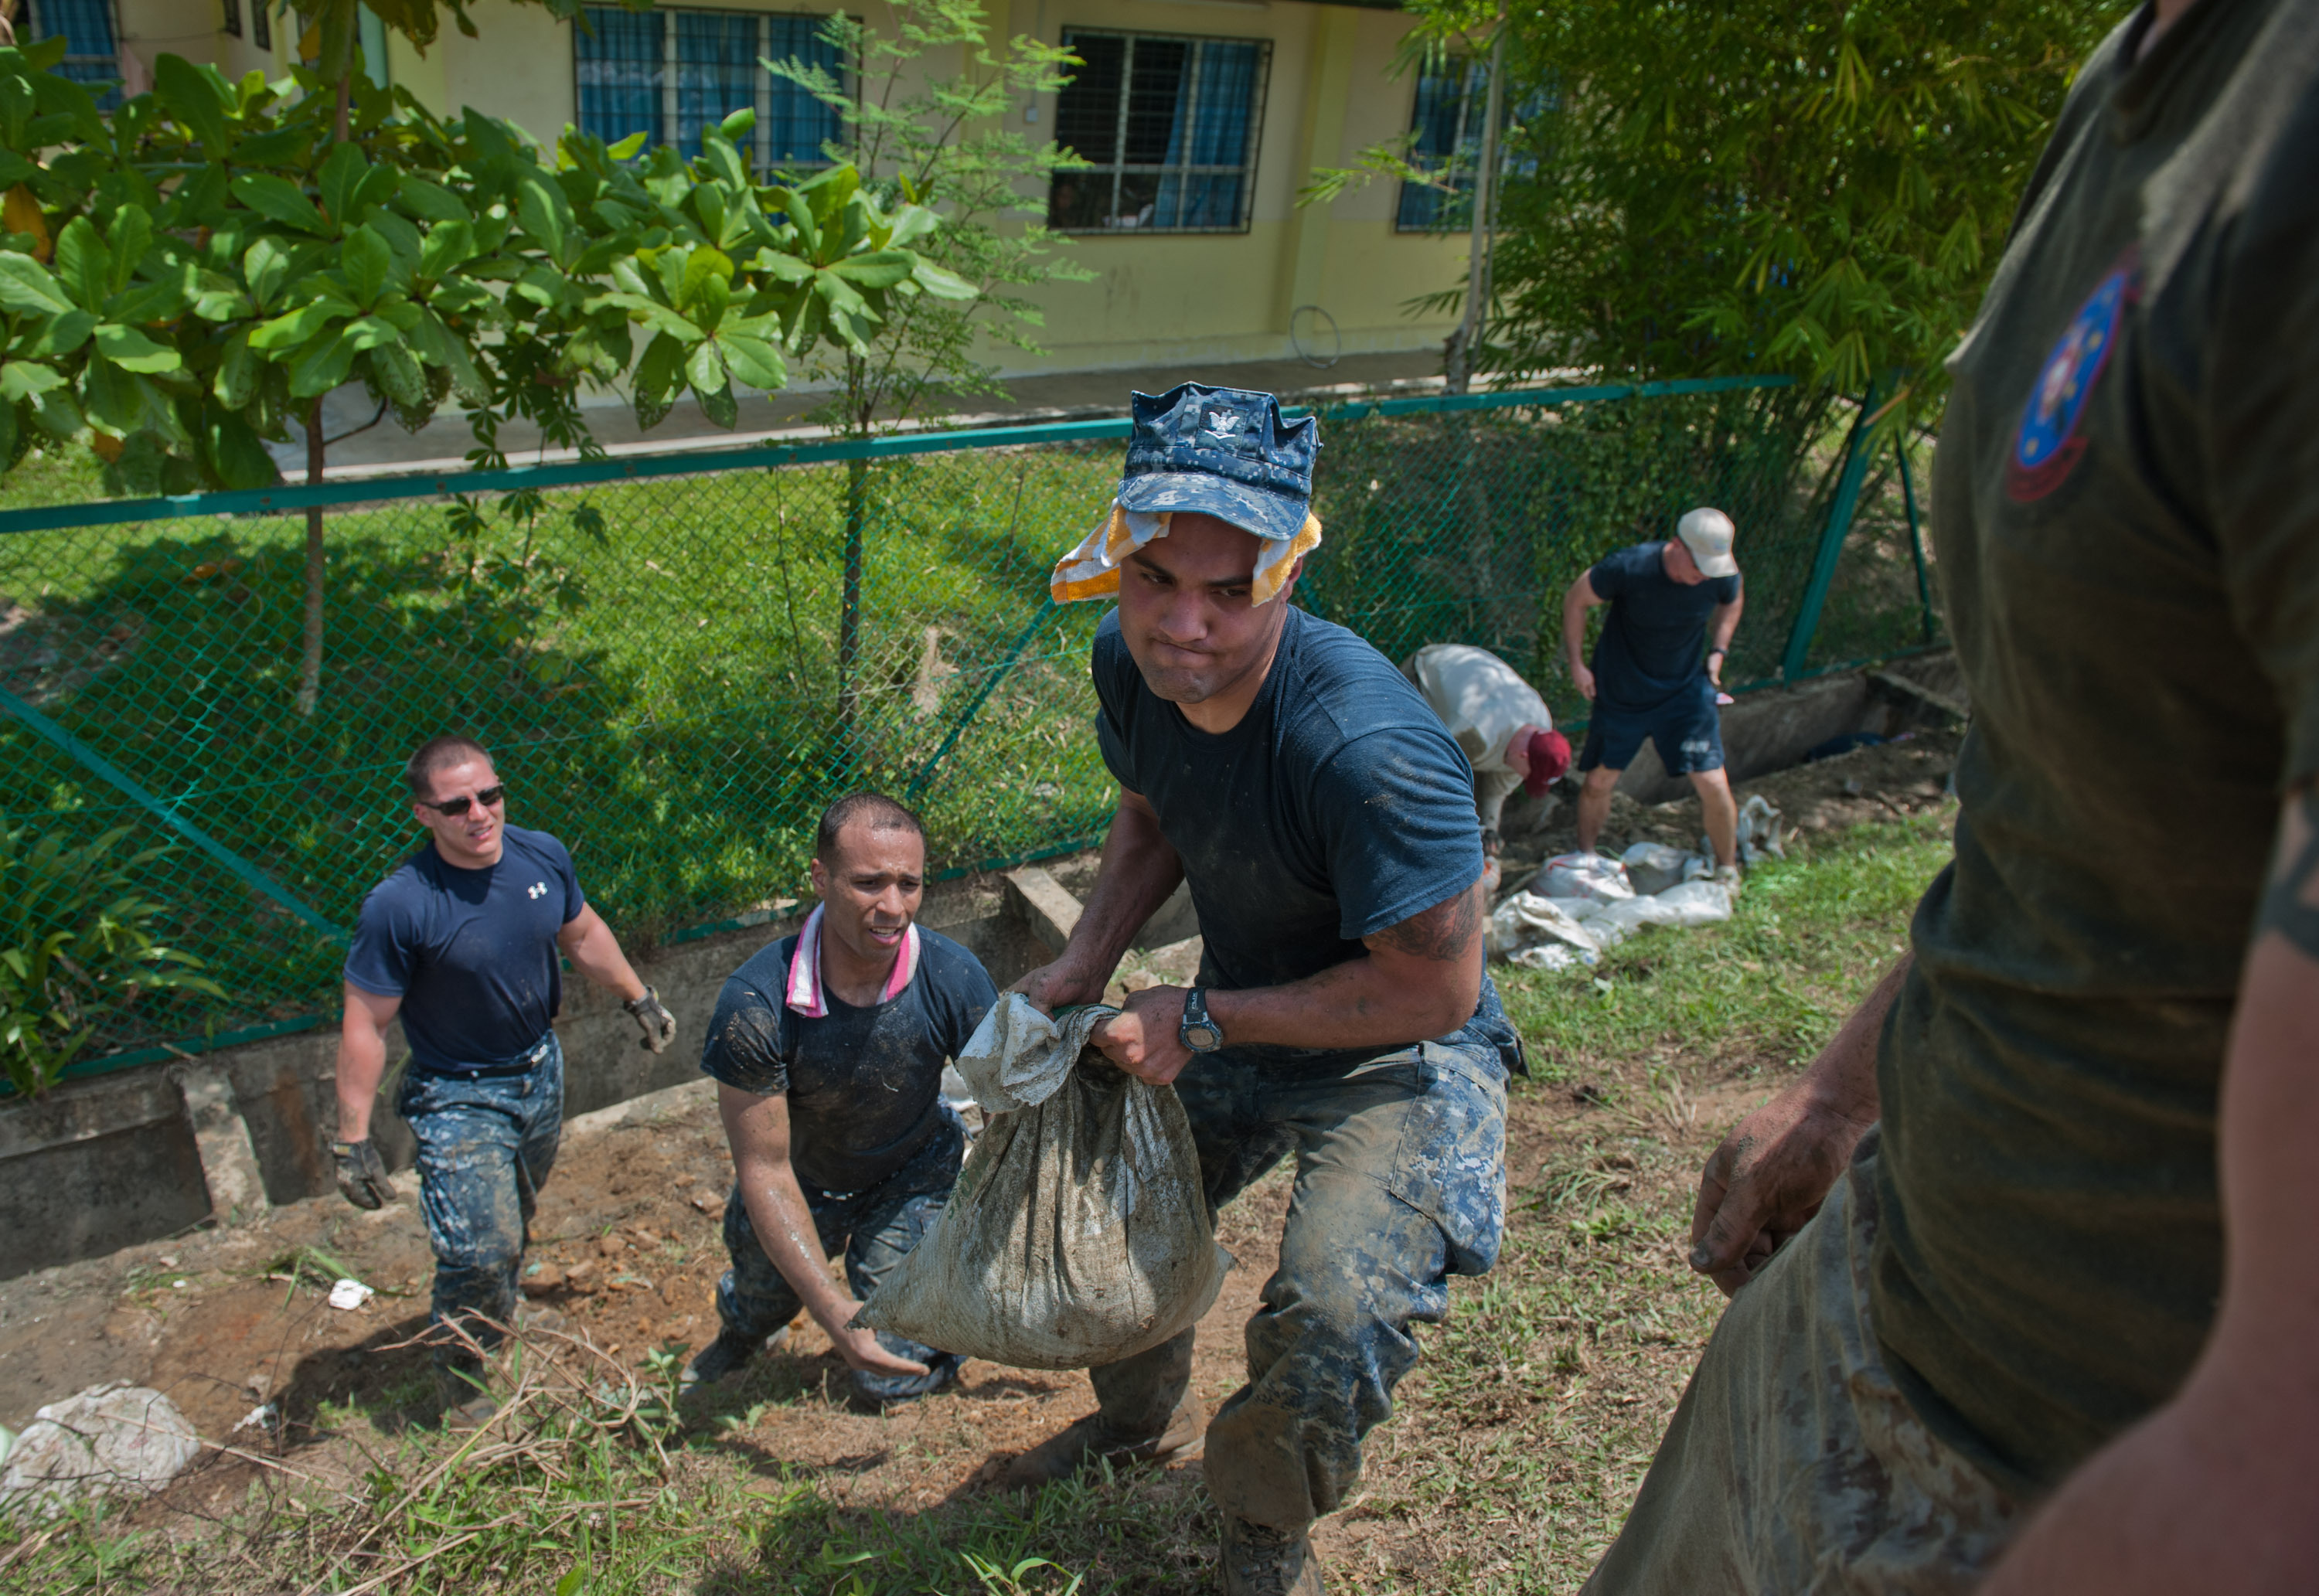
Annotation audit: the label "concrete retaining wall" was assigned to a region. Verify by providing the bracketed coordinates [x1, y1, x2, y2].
[0, 652, 1958, 1279]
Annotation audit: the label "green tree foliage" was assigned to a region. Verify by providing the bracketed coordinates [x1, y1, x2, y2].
[768, 0, 1092, 437]
[1475, 0, 2132, 421]
[0, 827, 221, 1097]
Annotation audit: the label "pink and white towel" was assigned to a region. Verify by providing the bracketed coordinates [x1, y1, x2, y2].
[784, 903, 921, 1017]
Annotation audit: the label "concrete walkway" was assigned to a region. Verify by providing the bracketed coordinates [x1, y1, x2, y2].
[274, 349, 1451, 481]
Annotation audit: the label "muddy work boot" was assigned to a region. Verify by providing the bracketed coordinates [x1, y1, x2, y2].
[680, 1324, 790, 1393]
[995, 1394, 1204, 1489]
[1221, 1516, 1326, 1596]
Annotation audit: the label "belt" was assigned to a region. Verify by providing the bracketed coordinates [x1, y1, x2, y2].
[423, 1036, 554, 1081]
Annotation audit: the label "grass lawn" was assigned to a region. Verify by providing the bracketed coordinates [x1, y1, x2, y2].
[0, 803, 1952, 1594]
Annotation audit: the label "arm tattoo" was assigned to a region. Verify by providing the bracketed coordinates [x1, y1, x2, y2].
[2258, 786, 2319, 961]
[1372, 882, 1484, 962]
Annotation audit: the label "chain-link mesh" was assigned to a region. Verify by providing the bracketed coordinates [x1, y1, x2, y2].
[0, 379, 1942, 1066]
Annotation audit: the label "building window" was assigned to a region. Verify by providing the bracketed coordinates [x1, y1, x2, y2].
[252, 0, 271, 50]
[574, 6, 847, 167]
[21, 0, 122, 106]
[1395, 60, 1541, 233]
[1047, 29, 1269, 234]
[222, 0, 242, 40]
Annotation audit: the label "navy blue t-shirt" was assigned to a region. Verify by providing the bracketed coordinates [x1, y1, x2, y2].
[1093, 605, 1520, 1076]
[1588, 541, 1742, 712]
[343, 825, 585, 1074]
[697, 927, 997, 1194]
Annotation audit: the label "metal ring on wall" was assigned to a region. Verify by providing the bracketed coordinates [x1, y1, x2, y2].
[1289, 305, 1342, 370]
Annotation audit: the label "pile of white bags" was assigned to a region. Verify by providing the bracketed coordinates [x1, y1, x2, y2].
[856, 995, 1231, 1370]
[1493, 846, 1737, 965]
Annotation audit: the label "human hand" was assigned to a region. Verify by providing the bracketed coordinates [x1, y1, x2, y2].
[1708, 655, 1725, 689]
[1688, 1075, 1875, 1295]
[332, 1139, 397, 1210]
[624, 985, 676, 1053]
[1010, 958, 1108, 1016]
[1572, 662, 1597, 702]
[829, 1310, 931, 1378]
[1089, 984, 1194, 1084]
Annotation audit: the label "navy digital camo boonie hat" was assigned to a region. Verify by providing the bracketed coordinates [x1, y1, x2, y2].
[1115, 383, 1320, 543]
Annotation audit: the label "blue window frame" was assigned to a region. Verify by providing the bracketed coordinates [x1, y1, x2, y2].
[1048, 29, 1270, 234]
[21, 0, 122, 107]
[1395, 60, 1543, 233]
[575, 6, 846, 168]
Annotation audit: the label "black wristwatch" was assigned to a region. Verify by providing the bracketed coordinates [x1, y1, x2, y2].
[1180, 987, 1224, 1053]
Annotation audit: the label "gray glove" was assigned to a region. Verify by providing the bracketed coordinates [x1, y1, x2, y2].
[332, 1138, 396, 1210]
[625, 985, 676, 1053]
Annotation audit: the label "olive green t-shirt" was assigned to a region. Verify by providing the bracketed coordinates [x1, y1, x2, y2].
[1871, 0, 2319, 1497]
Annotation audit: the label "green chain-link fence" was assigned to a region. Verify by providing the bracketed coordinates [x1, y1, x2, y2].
[0, 373, 1939, 1077]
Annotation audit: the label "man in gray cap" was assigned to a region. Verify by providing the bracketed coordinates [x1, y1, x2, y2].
[1013, 383, 1521, 1595]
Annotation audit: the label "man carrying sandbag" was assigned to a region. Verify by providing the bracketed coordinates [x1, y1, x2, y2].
[686, 791, 997, 1405]
[1405, 641, 1574, 892]
[1010, 383, 1521, 1595]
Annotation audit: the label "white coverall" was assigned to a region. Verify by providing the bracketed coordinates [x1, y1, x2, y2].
[1403, 643, 1556, 846]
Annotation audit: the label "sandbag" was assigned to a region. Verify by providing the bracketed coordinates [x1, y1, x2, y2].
[1532, 852, 1633, 903]
[855, 995, 1231, 1371]
[0, 1383, 199, 1521]
[1620, 841, 1692, 897]
[1487, 891, 1602, 962]
[1575, 880, 1734, 948]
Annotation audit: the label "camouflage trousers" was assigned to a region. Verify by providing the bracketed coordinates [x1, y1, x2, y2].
[1584, 1129, 2022, 1594]
[395, 1033, 564, 1366]
[1091, 1039, 1509, 1530]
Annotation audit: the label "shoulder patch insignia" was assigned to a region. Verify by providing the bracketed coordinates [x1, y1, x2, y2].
[2007, 253, 2139, 504]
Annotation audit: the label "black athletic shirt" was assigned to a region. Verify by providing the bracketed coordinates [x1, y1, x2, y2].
[343, 825, 584, 1074]
[1093, 605, 1521, 1077]
[1586, 541, 1741, 713]
[697, 927, 996, 1194]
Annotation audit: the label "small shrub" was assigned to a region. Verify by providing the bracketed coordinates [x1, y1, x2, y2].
[0, 827, 222, 1097]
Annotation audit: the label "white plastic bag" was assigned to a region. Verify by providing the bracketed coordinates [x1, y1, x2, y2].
[1532, 852, 1634, 903]
[856, 995, 1231, 1371]
[1620, 841, 1692, 896]
[1509, 942, 1591, 972]
[1574, 880, 1733, 948]
[1653, 880, 1735, 926]
[1737, 795, 1786, 865]
[1487, 892, 1602, 961]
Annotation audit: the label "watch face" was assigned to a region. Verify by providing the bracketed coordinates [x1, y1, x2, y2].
[1183, 1023, 1224, 1053]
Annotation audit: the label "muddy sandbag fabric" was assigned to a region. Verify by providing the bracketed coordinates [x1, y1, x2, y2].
[855, 995, 1231, 1370]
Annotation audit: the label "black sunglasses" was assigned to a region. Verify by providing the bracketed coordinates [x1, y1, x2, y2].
[418, 784, 506, 817]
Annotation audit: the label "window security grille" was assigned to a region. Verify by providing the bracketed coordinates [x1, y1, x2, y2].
[1047, 29, 1269, 235]
[574, 5, 846, 168]
[22, 0, 121, 107]
[222, 0, 241, 40]
[1395, 60, 1543, 233]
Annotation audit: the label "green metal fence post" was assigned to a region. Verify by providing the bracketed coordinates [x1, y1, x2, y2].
[1897, 432, 1936, 645]
[1780, 383, 1880, 683]
[0, 685, 347, 939]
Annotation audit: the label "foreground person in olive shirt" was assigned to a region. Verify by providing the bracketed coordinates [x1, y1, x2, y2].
[1585, 0, 2319, 1589]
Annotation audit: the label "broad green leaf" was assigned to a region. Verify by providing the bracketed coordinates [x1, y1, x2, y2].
[0, 254, 75, 316]
[718, 331, 786, 391]
[516, 172, 574, 267]
[417, 219, 475, 282]
[248, 298, 345, 351]
[0, 362, 66, 402]
[17, 308, 95, 359]
[780, 189, 819, 258]
[911, 261, 976, 301]
[396, 175, 472, 226]
[244, 236, 294, 308]
[829, 250, 914, 291]
[677, 246, 733, 313]
[747, 250, 813, 284]
[318, 140, 371, 227]
[230, 173, 329, 235]
[633, 331, 686, 403]
[52, 216, 111, 311]
[152, 53, 234, 156]
[80, 356, 146, 434]
[214, 329, 261, 409]
[105, 206, 153, 294]
[93, 323, 182, 374]
[361, 340, 426, 407]
[338, 315, 402, 352]
[30, 386, 83, 439]
[342, 224, 393, 306]
[287, 332, 359, 398]
[201, 404, 278, 488]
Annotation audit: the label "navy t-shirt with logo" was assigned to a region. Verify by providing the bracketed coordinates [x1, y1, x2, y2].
[1587, 541, 1741, 713]
[1092, 604, 1521, 1077]
[697, 927, 997, 1195]
[343, 825, 585, 1074]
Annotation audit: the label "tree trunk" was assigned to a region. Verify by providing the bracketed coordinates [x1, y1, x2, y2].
[296, 395, 325, 717]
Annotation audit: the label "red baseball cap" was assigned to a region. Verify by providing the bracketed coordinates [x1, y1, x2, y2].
[1523, 729, 1572, 797]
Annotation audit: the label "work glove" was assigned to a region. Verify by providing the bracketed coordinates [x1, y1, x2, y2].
[333, 1138, 396, 1210]
[625, 986, 676, 1053]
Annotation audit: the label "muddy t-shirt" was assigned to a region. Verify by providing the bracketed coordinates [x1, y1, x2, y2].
[696, 927, 996, 1193]
[1092, 604, 1521, 1076]
[344, 825, 584, 1074]
[1872, 0, 2319, 1496]
[1587, 542, 1740, 713]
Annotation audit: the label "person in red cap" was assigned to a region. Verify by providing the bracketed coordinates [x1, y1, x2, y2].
[1405, 643, 1573, 892]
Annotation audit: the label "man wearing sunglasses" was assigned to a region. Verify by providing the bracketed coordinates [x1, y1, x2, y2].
[331, 735, 676, 1424]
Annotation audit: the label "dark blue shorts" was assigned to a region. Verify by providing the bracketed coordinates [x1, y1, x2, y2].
[1579, 686, 1725, 776]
